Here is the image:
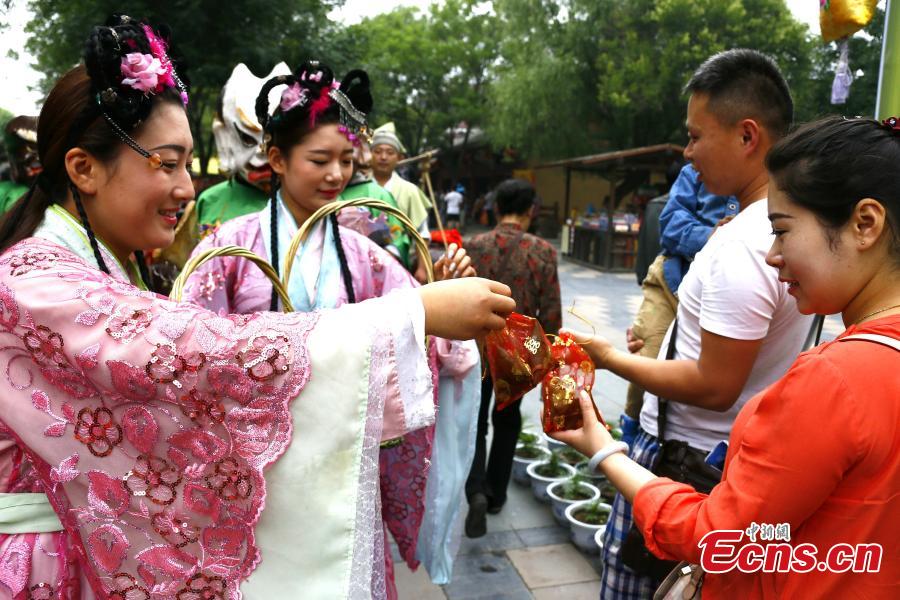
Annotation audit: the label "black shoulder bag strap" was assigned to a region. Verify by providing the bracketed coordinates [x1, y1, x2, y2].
[656, 318, 678, 443]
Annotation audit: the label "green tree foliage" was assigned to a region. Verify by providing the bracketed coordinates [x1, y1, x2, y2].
[25, 0, 342, 173]
[488, 0, 602, 159]
[338, 0, 499, 154]
[20, 0, 887, 168]
[487, 0, 877, 159]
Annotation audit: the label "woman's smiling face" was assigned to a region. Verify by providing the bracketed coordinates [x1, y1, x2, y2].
[765, 183, 860, 316]
[269, 123, 354, 225]
[75, 101, 195, 263]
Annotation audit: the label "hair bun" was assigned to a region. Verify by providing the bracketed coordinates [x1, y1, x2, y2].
[83, 14, 187, 131]
[340, 69, 373, 115]
[296, 60, 336, 92]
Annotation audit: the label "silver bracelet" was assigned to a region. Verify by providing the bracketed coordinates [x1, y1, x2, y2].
[588, 441, 630, 473]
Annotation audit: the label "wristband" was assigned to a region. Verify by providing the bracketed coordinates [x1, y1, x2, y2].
[588, 441, 630, 473]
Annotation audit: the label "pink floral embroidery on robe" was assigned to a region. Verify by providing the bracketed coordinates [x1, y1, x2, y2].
[0, 238, 318, 598]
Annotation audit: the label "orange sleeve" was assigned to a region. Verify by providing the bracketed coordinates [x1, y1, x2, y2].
[632, 354, 865, 562]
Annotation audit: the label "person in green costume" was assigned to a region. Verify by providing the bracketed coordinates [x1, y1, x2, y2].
[0, 115, 40, 213]
[372, 121, 434, 281]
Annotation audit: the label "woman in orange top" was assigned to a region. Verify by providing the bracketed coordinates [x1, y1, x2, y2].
[556, 116, 900, 599]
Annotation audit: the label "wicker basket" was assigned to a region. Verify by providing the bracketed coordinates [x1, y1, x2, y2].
[282, 198, 435, 289]
[169, 245, 295, 312]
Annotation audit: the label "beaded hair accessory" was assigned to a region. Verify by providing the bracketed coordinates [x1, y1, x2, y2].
[92, 16, 189, 169]
[329, 87, 372, 145]
[273, 63, 371, 147]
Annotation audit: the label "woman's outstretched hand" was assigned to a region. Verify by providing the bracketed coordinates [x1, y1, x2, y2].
[419, 278, 515, 339]
[547, 390, 615, 458]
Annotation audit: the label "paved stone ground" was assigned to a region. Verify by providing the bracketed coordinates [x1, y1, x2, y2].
[394, 233, 843, 599]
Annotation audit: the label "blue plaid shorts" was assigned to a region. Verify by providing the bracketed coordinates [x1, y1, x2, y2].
[599, 428, 662, 599]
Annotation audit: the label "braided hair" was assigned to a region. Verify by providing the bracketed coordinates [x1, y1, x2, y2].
[255, 61, 372, 310]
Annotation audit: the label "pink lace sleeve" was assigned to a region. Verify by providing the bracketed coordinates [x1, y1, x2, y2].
[0, 239, 317, 599]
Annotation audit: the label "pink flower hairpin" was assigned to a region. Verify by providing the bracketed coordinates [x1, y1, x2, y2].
[120, 52, 168, 94]
[280, 83, 309, 111]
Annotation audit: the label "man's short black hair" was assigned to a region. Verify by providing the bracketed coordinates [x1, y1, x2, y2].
[494, 178, 536, 216]
[685, 49, 793, 139]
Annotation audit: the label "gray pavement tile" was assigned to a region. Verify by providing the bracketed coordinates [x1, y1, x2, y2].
[532, 581, 600, 600]
[443, 553, 533, 600]
[507, 544, 600, 589]
[458, 530, 524, 555]
[515, 525, 572, 548]
[393, 560, 447, 599]
[587, 552, 604, 577]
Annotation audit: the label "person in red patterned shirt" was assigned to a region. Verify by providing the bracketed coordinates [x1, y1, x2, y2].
[464, 178, 562, 537]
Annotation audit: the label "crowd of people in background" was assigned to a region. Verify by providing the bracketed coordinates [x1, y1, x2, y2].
[0, 11, 896, 600]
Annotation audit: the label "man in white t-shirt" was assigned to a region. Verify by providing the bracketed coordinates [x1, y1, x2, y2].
[574, 50, 814, 599]
[443, 185, 464, 229]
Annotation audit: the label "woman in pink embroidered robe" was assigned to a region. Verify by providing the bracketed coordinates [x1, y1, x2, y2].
[0, 234, 495, 598]
[0, 28, 513, 598]
[182, 174, 475, 595]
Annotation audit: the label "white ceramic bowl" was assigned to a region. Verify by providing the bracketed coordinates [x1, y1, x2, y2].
[526, 460, 575, 503]
[547, 480, 600, 526]
[565, 500, 612, 554]
[512, 445, 551, 485]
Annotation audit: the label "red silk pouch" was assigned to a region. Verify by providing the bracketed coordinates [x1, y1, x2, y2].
[541, 332, 606, 433]
[485, 312, 552, 411]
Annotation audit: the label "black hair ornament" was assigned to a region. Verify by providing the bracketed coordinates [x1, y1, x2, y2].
[87, 14, 189, 169]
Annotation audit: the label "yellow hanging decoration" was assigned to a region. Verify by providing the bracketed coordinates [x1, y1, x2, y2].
[820, 0, 879, 43]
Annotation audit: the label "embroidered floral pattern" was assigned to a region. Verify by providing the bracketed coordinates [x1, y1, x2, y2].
[22, 325, 66, 367]
[380, 426, 435, 566]
[196, 271, 225, 303]
[0, 239, 319, 597]
[108, 573, 149, 600]
[125, 454, 183, 505]
[176, 573, 226, 600]
[236, 334, 291, 382]
[105, 304, 153, 343]
[26, 582, 54, 600]
[146, 343, 206, 384]
[74, 407, 122, 457]
[5, 250, 60, 276]
[368, 247, 385, 273]
[205, 457, 252, 501]
[207, 365, 252, 405]
[180, 389, 225, 425]
[108, 360, 157, 402]
[151, 512, 199, 548]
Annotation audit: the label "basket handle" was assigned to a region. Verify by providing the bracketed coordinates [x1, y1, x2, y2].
[282, 198, 434, 289]
[170, 245, 295, 312]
